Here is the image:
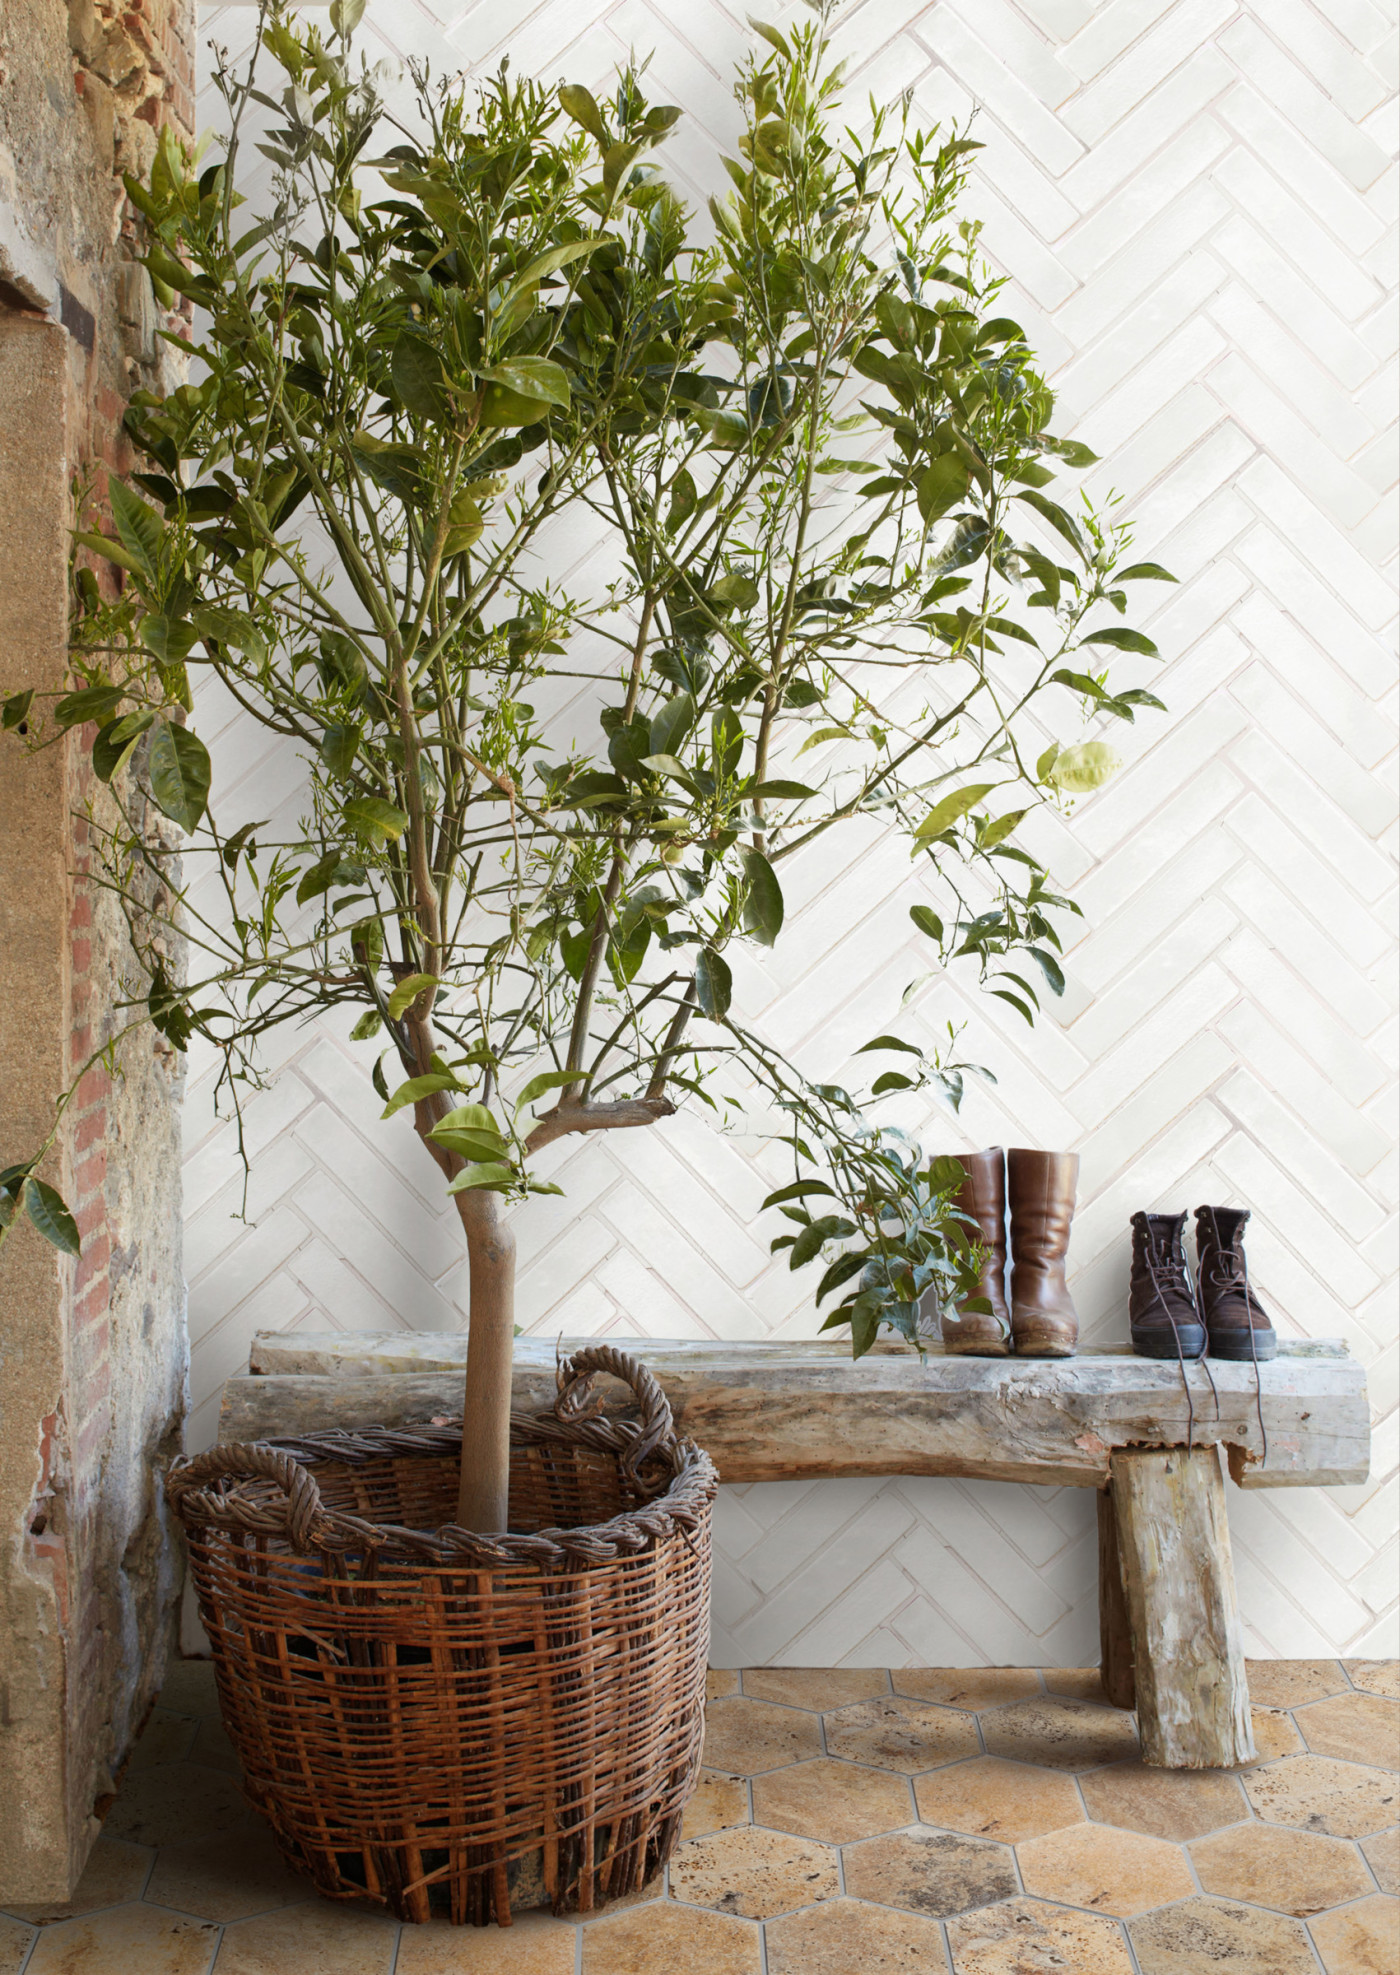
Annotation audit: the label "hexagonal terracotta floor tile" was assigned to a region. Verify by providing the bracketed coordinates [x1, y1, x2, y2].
[1343, 1661, 1400, 1700]
[822, 1696, 980, 1773]
[144, 1823, 305, 1923]
[395, 1910, 577, 1973]
[1128, 1895, 1320, 1975]
[3, 1836, 152, 1924]
[1080, 1760, 1248, 1841]
[708, 1669, 740, 1700]
[102, 1761, 256, 1852]
[1297, 1693, 1400, 1768]
[1043, 1668, 1111, 1703]
[843, 1826, 1017, 1917]
[1243, 1706, 1305, 1765]
[914, 1755, 1083, 1844]
[742, 1668, 889, 1710]
[682, 1769, 750, 1841]
[1246, 1660, 1349, 1709]
[892, 1669, 1041, 1710]
[24, 1903, 218, 1975]
[752, 1757, 914, 1843]
[668, 1824, 838, 1918]
[702, 1697, 822, 1775]
[0, 1919, 33, 1975]
[1244, 1752, 1398, 1837]
[766, 1895, 948, 1973]
[1017, 1821, 1193, 1916]
[1309, 1893, 1400, 1975]
[947, 1896, 1134, 1974]
[980, 1695, 1140, 1771]
[214, 1900, 398, 1974]
[1362, 1825, 1398, 1895]
[579, 1900, 761, 1974]
[1189, 1823, 1373, 1916]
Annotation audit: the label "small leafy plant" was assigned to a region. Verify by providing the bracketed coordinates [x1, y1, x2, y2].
[2, 1, 1169, 1522]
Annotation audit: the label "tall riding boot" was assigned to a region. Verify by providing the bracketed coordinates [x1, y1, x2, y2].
[1008, 1149, 1080, 1357]
[1196, 1206, 1277, 1361]
[940, 1148, 1012, 1356]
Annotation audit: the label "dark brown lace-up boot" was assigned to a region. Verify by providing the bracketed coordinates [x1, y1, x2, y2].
[1196, 1206, 1277, 1361]
[1128, 1211, 1206, 1361]
[940, 1148, 1012, 1356]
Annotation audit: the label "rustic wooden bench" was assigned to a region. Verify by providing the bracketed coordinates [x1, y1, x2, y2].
[221, 1333, 1369, 1772]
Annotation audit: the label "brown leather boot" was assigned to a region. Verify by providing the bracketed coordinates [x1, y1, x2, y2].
[1008, 1149, 1079, 1357]
[1196, 1206, 1277, 1361]
[940, 1148, 1012, 1356]
[1128, 1211, 1206, 1360]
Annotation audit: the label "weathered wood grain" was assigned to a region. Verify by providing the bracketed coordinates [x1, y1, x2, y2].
[1111, 1447, 1255, 1769]
[224, 1334, 1369, 1489]
[1097, 1488, 1136, 1710]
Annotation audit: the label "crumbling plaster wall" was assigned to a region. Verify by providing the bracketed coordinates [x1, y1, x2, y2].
[0, 0, 192, 1904]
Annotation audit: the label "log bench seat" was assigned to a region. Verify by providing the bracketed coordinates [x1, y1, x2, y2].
[221, 1332, 1370, 1772]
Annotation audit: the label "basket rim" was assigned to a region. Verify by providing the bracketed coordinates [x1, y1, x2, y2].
[167, 1344, 719, 1570]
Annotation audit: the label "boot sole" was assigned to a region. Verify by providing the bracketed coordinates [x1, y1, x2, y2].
[1130, 1325, 1207, 1361]
[943, 1344, 1013, 1358]
[1206, 1335, 1278, 1361]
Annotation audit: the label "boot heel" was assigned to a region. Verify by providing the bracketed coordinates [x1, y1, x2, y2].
[1129, 1323, 1206, 1361]
[1206, 1334, 1277, 1362]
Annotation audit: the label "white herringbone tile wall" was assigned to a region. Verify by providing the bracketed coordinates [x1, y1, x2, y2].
[187, 0, 1398, 1662]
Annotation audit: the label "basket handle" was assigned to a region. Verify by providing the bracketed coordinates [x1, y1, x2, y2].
[167, 1441, 330, 1551]
[554, 1343, 676, 1477]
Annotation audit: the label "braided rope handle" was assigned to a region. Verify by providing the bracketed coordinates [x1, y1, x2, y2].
[167, 1440, 331, 1551]
[553, 1344, 675, 1480]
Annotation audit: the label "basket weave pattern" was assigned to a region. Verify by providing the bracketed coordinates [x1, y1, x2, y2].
[167, 1346, 718, 1925]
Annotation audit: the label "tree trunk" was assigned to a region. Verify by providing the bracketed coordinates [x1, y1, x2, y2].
[452, 1186, 516, 1531]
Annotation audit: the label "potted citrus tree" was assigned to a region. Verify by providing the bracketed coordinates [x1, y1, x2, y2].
[2, 0, 1168, 1921]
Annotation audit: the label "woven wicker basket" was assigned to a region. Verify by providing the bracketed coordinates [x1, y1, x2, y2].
[167, 1345, 718, 1926]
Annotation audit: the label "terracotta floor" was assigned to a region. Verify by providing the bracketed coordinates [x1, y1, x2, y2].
[1, 1661, 1395, 1974]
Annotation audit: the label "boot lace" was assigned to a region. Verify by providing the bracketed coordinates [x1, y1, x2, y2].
[1199, 1206, 1268, 1469]
[1139, 1229, 1214, 1451]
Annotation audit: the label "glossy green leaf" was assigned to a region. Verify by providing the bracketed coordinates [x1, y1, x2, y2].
[22, 1177, 81, 1255]
[694, 947, 732, 1019]
[909, 903, 943, 941]
[148, 721, 211, 832]
[977, 808, 1028, 849]
[516, 1067, 588, 1110]
[857, 1034, 921, 1054]
[349, 1008, 381, 1040]
[1048, 741, 1122, 793]
[386, 973, 439, 1019]
[55, 685, 124, 728]
[446, 1161, 516, 1193]
[912, 782, 996, 841]
[558, 83, 607, 144]
[741, 848, 783, 945]
[344, 796, 409, 843]
[92, 710, 154, 782]
[392, 332, 448, 422]
[432, 1103, 501, 1137]
[1079, 625, 1159, 657]
[109, 477, 163, 576]
[917, 452, 971, 526]
[382, 1071, 463, 1118]
[73, 529, 145, 575]
[1116, 561, 1177, 584]
[3, 690, 33, 730]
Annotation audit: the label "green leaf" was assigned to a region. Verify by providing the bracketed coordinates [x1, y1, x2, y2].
[1035, 742, 1060, 784]
[22, 1177, 80, 1254]
[749, 18, 792, 57]
[1049, 741, 1122, 793]
[147, 721, 211, 832]
[516, 1067, 589, 1110]
[990, 988, 1036, 1027]
[1116, 561, 1177, 584]
[510, 237, 602, 294]
[3, 690, 33, 730]
[432, 1129, 507, 1161]
[55, 685, 123, 728]
[319, 722, 360, 780]
[392, 332, 448, 422]
[559, 83, 607, 143]
[73, 529, 145, 576]
[741, 848, 783, 946]
[92, 710, 154, 782]
[1079, 626, 1159, 656]
[329, 0, 365, 34]
[382, 1071, 463, 1118]
[108, 477, 163, 577]
[445, 1161, 516, 1194]
[760, 1179, 836, 1208]
[344, 796, 408, 843]
[431, 1103, 500, 1137]
[912, 782, 996, 841]
[871, 1070, 915, 1094]
[479, 357, 571, 411]
[917, 453, 971, 526]
[387, 973, 438, 1019]
[747, 779, 815, 800]
[1016, 489, 1085, 556]
[349, 1008, 381, 1040]
[694, 947, 732, 1019]
[815, 1250, 865, 1303]
[977, 808, 1028, 849]
[711, 570, 759, 610]
[909, 903, 943, 941]
[790, 1215, 857, 1269]
[1027, 947, 1066, 996]
[650, 690, 695, 759]
[190, 605, 266, 658]
[857, 1034, 921, 1054]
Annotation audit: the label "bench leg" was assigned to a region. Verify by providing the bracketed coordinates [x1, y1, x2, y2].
[1110, 1446, 1256, 1769]
[1097, 1487, 1136, 1710]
